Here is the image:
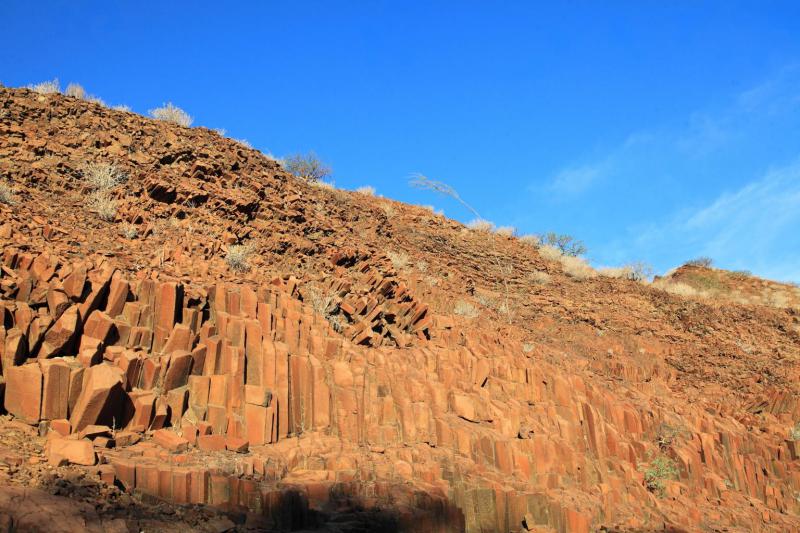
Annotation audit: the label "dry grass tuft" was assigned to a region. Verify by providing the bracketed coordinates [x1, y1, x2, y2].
[519, 234, 540, 247]
[311, 180, 336, 190]
[453, 300, 479, 318]
[387, 251, 410, 271]
[120, 223, 138, 239]
[225, 244, 254, 273]
[149, 103, 193, 127]
[355, 186, 376, 196]
[466, 218, 495, 232]
[112, 104, 131, 112]
[537, 244, 563, 261]
[65, 83, 86, 99]
[559, 255, 597, 279]
[0, 182, 17, 206]
[82, 162, 127, 191]
[529, 271, 551, 284]
[495, 226, 516, 237]
[652, 279, 703, 298]
[28, 79, 60, 94]
[90, 193, 117, 222]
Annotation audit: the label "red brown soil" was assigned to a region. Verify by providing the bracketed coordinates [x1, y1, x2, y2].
[0, 86, 799, 532]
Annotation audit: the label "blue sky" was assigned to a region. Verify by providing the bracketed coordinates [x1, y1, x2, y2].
[2, 1, 800, 281]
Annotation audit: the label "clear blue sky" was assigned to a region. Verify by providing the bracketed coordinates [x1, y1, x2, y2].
[2, 1, 800, 281]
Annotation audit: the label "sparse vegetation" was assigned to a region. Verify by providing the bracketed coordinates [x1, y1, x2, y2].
[355, 185, 376, 196]
[640, 454, 679, 497]
[263, 153, 286, 167]
[537, 244, 563, 261]
[519, 234, 540, 247]
[652, 278, 703, 298]
[120, 223, 138, 239]
[311, 180, 336, 190]
[233, 138, 252, 149]
[303, 285, 346, 332]
[28, 78, 60, 94]
[149, 102, 193, 127]
[82, 162, 127, 191]
[655, 423, 684, 450]
[685, 256, 713, 268]
[731, 270, 752, 279]
[559, 255, 597, 280]
[529, 271, 551, 284]
[599, 262, 653, 282]
[387, 251, 409, 271]
[90, 193, 117, 222]
[495, 225, 516, 237]
[466, 218, 495, 232]
[225, 243, 254, 273]
[284, 152, 331, 183]
[453, 300, 479, 318]
[112, 104, 131, 112]
[0, 182, 17, 205]
[538, 232, 586, 257]
[65, 83, 86, 99]
[790, 422, 800, 441]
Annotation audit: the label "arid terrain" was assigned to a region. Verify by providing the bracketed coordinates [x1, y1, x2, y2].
[0, 85, 799, 532]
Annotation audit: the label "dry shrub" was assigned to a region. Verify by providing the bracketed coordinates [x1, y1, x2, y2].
[519, 234, 540, 247]
[263, 153, 286, 167]
[90, 193, 117, 222]
[467, 218, 495, 232]
[284, 152, 331, 182]
[539, 232, 587, 257]
[559, 255, 597, 279]
[652, 279, 702, 298]
[495, 226, 516, 237]
[149, 102, 193, 127]
[225, 244, 254, 273]
[120, 223, 138, 239]
[387, 251, 409, 271]
[28, 79, 60, 94]
[311, 180, 336, 190]
[685, 256, 713, 268]
[355, 186, 376, 196]
[764, 290, 789, 309]
[82, 162, 127, 191]
[113, 104, 131, 112]
[537, 244, 563, 261]
[599, 262, 655, 281]
[453, 300, 479, 318]
[0, 182, 17, 205]
[598, 266, 634, 279]
[233, 138, 252, 149]
[65, 83, 86, 99]
[529, 271, 551, 284]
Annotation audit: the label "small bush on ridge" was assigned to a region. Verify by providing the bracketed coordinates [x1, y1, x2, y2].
[149, 102, 193, 127]
[284, 152, 332, 183]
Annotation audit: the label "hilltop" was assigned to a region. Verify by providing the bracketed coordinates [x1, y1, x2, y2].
[0, 85, 799, 532]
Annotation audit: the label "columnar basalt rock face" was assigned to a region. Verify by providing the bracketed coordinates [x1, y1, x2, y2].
[1, 87, 800, 531]
[0, 251, 798, 531]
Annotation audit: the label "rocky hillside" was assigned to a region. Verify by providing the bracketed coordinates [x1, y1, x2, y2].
[0, 85, 799, 532]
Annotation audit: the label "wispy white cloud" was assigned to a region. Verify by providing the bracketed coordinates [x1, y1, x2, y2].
[544, 65, 800, 281]
[549, 162, 607, 195]
[633, 160, 800, 282]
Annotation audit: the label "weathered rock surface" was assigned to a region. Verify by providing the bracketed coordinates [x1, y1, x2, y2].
[0, 86, 799, 532]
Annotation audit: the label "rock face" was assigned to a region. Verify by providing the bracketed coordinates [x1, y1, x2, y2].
[0, 86, 799, 532]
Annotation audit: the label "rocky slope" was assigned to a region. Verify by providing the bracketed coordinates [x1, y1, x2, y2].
[0, 85, 799, 532]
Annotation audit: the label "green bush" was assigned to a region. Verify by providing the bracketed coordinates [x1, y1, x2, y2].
[640, 454, 679, 497]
